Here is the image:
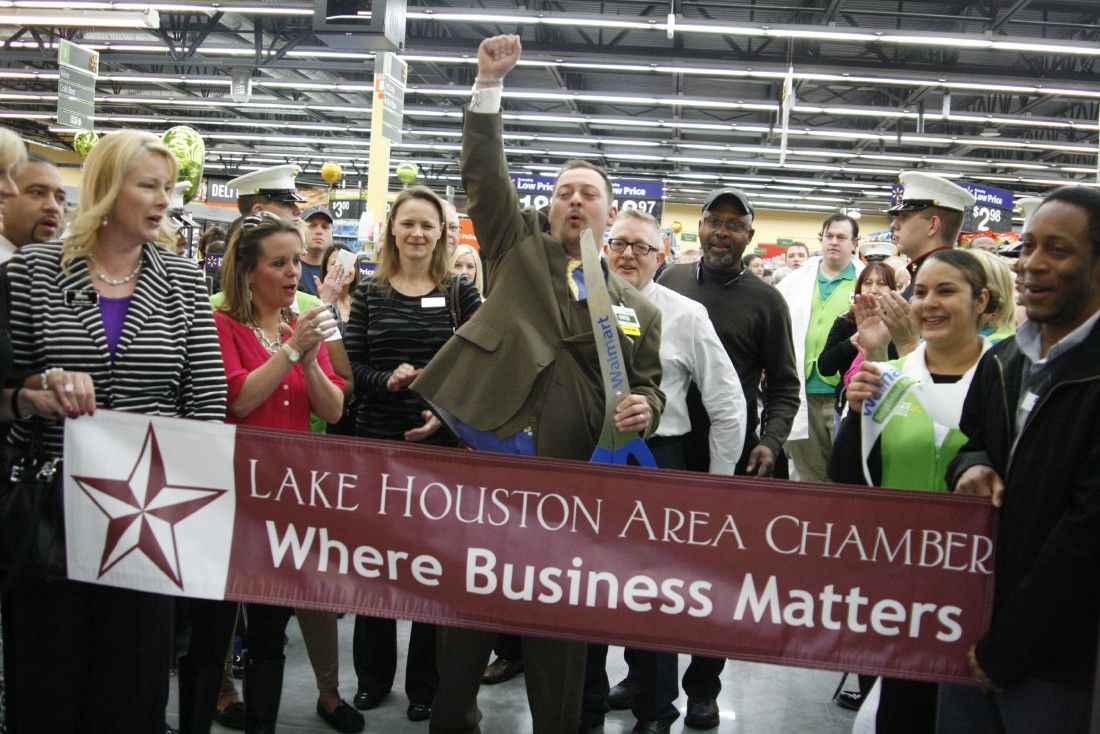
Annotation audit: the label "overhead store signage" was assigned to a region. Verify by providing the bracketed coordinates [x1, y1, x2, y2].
[962, 183, 1014, 234]
[510, 174, 665, 220]
[196, 177, 239, 207]
[375, 52, 407, 144]
[56, 39, 98, 131]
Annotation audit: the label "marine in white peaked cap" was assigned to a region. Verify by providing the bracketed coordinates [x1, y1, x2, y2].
[228, 163, 307, 223]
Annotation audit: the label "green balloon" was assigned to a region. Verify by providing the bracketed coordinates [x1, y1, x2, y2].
[72, 130, 99, 159]
[161, 125, 205, 204]
[396, 161, 418, 185]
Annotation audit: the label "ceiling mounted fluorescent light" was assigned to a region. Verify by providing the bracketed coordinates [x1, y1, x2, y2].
[12, 2, 315, 15]
[406, 9, 662, 32]
[0, 7, 159, 27]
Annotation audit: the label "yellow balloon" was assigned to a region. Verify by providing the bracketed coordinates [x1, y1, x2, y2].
[321, 161, 343, 185]
[671, 221, 683, 234]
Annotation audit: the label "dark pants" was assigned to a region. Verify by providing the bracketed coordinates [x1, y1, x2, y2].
[493, 633, 523, 661]
[2, 577, 172, 733]
[353, 615, 438, 705]
[875, 678, 937, 733]
[584, 644, 679, 724]
[430, 626, 585, 734]
[585, 435, 682, 723]
[185, 599, 294, 666]
[680, 427, 790, 699]
[937, 678, 1091, 734]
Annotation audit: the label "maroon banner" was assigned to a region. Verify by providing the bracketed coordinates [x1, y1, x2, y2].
[64, 411, 995, 685]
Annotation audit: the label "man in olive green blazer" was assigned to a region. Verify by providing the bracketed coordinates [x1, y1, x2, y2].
[412, 35, 664, 734]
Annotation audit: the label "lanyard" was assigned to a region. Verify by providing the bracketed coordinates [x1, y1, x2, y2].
[579, 229, 656, 468]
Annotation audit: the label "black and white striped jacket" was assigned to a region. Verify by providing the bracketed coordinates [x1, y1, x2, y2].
[7, 242, 227, 456]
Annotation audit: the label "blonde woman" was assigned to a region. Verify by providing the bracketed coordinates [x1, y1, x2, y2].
[4, 129, 227, 732]
[451, 243, 484, 297]
[970, 248, 1019, 342]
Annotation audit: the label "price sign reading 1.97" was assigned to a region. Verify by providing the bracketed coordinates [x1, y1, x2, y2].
[510, 174, 664, 221]
[518, 193, 551, 211]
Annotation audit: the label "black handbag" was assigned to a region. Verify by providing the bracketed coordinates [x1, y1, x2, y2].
[0, 422, 67, 585]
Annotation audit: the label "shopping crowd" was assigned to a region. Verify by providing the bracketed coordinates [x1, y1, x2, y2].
[0, 31, 1095, 734]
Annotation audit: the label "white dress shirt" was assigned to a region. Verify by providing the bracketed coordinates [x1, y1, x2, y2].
[0, 232, 16, 264]
[642, 280, 747, 474]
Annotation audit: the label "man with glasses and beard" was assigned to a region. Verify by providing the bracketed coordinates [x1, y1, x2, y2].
[656, 187, 799, 729]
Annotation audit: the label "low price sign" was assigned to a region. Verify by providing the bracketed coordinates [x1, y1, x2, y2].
[510, 174, 665, 221]
[64, 411, 994, 684]
[962, 183, 1014, 233]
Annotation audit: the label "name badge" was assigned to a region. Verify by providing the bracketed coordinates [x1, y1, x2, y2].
[612, 304, 641, 336]
[1021, 391, 1038, 413]
[64, 288, 99, 308]
[421, 296, 446, 309]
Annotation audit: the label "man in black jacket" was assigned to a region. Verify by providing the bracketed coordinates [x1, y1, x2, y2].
[939, 186, 1100, 733]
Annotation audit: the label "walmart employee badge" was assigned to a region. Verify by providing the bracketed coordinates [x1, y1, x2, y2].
[612, 304, 641, 336]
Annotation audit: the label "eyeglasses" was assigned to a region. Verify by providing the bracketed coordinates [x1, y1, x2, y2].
[607, 238, 661, 257]
[702, 216, 751, 233]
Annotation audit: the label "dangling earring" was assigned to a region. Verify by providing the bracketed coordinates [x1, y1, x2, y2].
[100, 217, 108, 228]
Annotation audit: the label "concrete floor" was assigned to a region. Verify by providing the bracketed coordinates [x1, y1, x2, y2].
[167, 615, 858, 733]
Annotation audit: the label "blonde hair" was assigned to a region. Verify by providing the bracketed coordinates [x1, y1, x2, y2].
[0, 126, 27, 172]
[451, 244, 483, 296]
[372, 185, 453, 296]
[970, 249, 1018, 332]
[62, 130, 177, 271]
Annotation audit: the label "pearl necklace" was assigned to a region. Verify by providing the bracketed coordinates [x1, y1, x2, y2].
[94, 261, 142, 286]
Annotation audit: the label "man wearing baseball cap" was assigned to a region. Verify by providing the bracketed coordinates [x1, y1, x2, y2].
[228, 163, 307, 225]
[299, 205, 334, 296]
[888, 171, 975, 292]
[657, 186, 799, 729]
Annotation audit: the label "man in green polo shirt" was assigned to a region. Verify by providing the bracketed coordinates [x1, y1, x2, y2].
[776, 213, 862, 482]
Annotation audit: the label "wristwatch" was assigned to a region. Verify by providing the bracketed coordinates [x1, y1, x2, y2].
[281, 343, 301, 364]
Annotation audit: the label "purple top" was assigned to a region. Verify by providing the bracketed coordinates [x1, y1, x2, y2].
[99, 295, 133, 359]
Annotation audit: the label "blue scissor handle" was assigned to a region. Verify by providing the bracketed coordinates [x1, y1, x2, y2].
[590, 436, 657, 468]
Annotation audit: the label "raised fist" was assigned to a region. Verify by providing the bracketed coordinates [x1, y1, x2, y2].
[478, 34, 522, 79]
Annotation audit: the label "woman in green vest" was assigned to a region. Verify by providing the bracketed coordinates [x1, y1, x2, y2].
[828, 248, 993, 734]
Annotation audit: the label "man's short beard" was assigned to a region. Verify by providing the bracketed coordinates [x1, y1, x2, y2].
[702, 246, 734, 271]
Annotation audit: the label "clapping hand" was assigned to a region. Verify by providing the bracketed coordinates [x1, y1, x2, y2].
[386, 363, 421, 393]
[283, 304, 338, 364]
[853, 293, 891, 360]
[313, 263, 347, 307]
[878, 291, 919, 355]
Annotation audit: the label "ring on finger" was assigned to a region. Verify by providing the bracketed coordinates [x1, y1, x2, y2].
[63, 383, 75, 393]
[313, 325, 323, 335]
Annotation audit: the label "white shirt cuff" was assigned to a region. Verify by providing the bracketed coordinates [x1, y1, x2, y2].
[469, 83, 502, 113]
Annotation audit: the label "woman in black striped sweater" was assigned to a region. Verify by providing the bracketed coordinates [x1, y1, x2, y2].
[344, 186, 480, 722]
[2, 130, 227, 733]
